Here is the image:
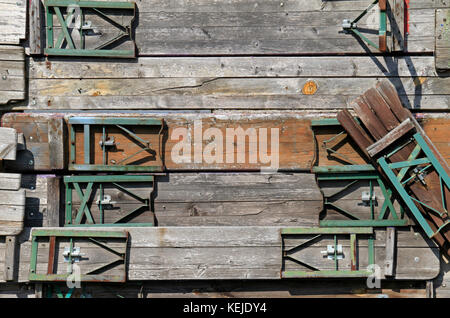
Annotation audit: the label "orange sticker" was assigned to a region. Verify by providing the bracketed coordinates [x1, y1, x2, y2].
[302, 81, 318, 95]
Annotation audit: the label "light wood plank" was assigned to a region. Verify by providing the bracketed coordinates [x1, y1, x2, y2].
[0, 45, 25, 104]
[0, 0, 26, 44]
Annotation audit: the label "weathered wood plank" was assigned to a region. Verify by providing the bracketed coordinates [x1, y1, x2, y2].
[3, 236, 16, 281]
[436, 8, 450, 71]
[29, 56, 441, 79]
[67, 173, 321, 227]
[384, 227, 396, 277]
[366, 118, 415, 157]
[22, 77, 449, 110]
[0, 45, 25, 105]
[0, 226, 439, 282]
[2, 113, 66, 171]
[0, 128, 17, 160]
[0, 189, 25, 236]
[29, 0, 43, 55]
[0, 173, 21, 191]
[45, 1, 432, 54]
[3, 113, 450, 171]
[0, 0, 26, 44]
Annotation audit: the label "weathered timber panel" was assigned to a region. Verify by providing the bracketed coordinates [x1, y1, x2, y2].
[0, 187, 25, 236]
[0, 226, 439, 282]
[0, 0, 26, 44]
[22, 56, 448, 110]
[1, 113, 66, 171]
[42, 0, 433, 55]
[21, 175, 62, 228]
[70, 173, 321, 227]
[436, 8, 450, 71]
[3, 113, 450, 171]
[0, 128, 17, 161]
[0, 46, 25, 105]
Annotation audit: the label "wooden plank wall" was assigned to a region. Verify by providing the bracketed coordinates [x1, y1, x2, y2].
[0, 0, 449, 297]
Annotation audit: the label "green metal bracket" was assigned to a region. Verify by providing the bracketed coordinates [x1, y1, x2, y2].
[68, 117, 164, 172]
[64, 174, 155, 226]
[29, 229, 129, 283]
[44, 0, 136, 58]
[281, 227, 375, 278]
[342, 0, 387, 52]
[378, 132, 450, 239]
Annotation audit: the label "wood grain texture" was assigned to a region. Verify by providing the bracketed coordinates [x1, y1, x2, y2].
[0, 173, 21, 191]
[3, 112, 450, 171]
[1, 113, 66, 171]
[0, 0, 26, 44]
[0, 128, 17, 160]
[69, 172, 321, 227]
[435, 8, 450, 71]
[0, 189, 25, 236]
[23, 54, 449, 111]
[41, 0, 433, 55]
[0, 226, 440, 282]
[0, 46, 25, 105]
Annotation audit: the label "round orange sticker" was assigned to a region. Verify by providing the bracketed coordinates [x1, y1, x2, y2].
[302, 81, 318, 95]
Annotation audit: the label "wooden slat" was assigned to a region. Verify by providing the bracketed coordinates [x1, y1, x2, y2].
[366, 118, 415, 157]
[0, 226, 440, 282]
[436, 9, 450, 71]
[68, 172, 322, 227]
[29, 56, 441, 79]
[29, 0, 43, 55]
[0, 189, 25, 236]
[384, 227, 396, 277]
[0, 127, 17, 160]
[2, 114, 65, 171]
[21, 76, 450, 110]
[43, 1, 433, 55]
[0, 173, 21, 191]
[4, 112, 450, 172]
[3, 236, 16, 281]
[0, 0, 26, 44]
[0, 45, 25, 105]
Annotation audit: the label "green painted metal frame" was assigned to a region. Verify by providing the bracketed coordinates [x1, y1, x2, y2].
[378, 132, 450, 239]
[342, 0, 387, 52]
[29, 229, 129, 283]
[68, 116, 164, 172]
[44, 0, 136, 58]
[281, 227, 375, 278]
[64, 174, 155, 226]
[311, 119, 407, 228]
[315, 165, 408, 227]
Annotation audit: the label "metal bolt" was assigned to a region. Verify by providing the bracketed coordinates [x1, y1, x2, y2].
[280, 2, 284, 6]
[29, 160, 34, 165]
[414, 257, 420, 262]
[2, 75, 6, 80]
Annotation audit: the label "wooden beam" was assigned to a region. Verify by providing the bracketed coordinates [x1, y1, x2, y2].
[366, 118, 415, 157]
[0, 46, 25, 105]
[29, 0, 43, 55]
[435, 9, 450, 72]
[3, 236, 16, 281]
[384, 227, 396, 277]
